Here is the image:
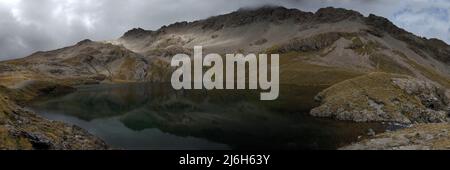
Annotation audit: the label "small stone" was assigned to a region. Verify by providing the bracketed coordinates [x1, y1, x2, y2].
[367, 128, 376, 136]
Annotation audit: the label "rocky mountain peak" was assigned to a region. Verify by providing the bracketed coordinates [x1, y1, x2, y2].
[121, 6, 370, 35]
[115, 6, 450, 68]
[193, 6, 314, 30]
[365, 14, 405, 35]
[315, 7, 364, 22]
[76, 39, 94, 46]
[363, 13, 450, 64]
[122, 28, 152, 38]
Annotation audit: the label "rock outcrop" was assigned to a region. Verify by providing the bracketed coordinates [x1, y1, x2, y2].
[310, 73, 449, 124]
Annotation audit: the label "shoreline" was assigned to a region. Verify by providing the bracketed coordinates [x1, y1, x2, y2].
[23, 81, 407, 150]
[341, 123, 450, 150]
[0, 80, 109, 150]
[2, 79, 449, 150]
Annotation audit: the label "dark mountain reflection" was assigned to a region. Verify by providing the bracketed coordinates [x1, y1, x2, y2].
[29, 83, 387, 150]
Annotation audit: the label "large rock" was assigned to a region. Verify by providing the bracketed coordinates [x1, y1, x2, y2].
[310, 72, 449, 124]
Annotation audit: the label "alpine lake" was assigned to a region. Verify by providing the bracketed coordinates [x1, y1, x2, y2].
[28, 83, 394, 150]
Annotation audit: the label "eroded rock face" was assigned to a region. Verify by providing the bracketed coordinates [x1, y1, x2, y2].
[310, 73, 449, 124]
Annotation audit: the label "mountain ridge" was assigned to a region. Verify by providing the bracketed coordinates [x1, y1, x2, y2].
[121, 6, 448, 45]
[121, 6, 450, 64]
[1, 6, 449, 87]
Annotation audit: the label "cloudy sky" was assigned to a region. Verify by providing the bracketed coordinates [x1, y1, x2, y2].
[0, 0, 449, 60]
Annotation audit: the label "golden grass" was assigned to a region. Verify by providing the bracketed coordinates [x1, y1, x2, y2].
[316, 72, 423, 115]
[278, 51, 364, 86]
[0, 127, 33, 150]
[369, 53, 414, 76]
[115, 57, 137, 80]
[0, 74, 30, 87]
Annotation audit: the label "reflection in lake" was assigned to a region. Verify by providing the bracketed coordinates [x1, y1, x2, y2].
[29, 83, 387, 150]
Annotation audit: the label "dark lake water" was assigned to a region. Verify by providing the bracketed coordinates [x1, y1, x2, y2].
[28, 83, 389, 150]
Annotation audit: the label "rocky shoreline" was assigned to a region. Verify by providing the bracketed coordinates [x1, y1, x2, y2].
[309, 73, 450, 150]
[0, 80, 108, 150]
[310, 72, 449, 124]
[341, 123, 450, 150]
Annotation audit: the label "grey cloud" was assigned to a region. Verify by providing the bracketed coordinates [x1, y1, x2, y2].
[0, 0, 449, 60]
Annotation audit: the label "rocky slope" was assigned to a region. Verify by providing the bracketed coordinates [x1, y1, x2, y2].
[112, 6, 450, 87]
[0, 81, 108, 150]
